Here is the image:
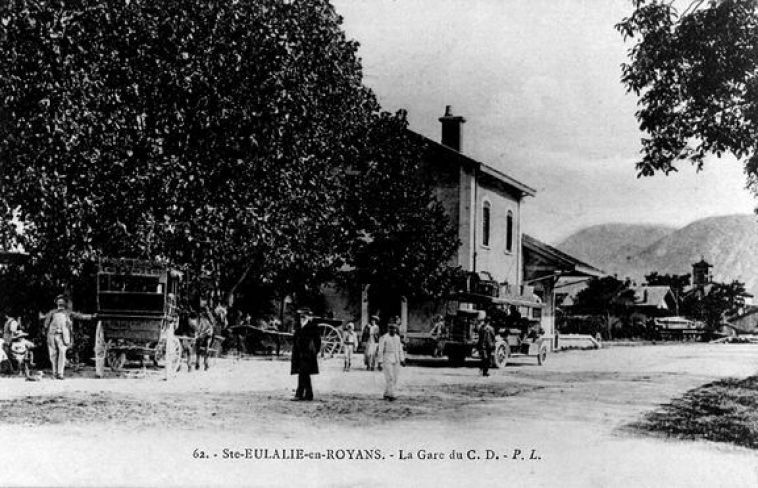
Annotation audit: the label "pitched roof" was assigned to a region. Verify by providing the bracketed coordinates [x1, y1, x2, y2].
[522, 234, 604, 279]
[414, 132, 537, 197]
[629, 286, 675, 309]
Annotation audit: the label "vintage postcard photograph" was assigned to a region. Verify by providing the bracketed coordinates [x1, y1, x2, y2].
[1, 0, 757, 487]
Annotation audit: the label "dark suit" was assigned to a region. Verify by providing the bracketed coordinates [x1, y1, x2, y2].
[477, 323, 496, 376]
[291, 321, 321, 400]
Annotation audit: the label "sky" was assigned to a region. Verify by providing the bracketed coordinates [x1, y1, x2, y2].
[332, 0, 757, 244]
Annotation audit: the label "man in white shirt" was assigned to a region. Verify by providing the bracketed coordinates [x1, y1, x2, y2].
[377, 323, 405, 401]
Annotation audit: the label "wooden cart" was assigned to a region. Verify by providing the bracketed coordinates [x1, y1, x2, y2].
[313, 317, 344, 358]
[94, 258, 183, 377]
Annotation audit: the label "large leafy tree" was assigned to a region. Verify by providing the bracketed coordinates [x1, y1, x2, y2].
[617, 0, 758, 189]
[0, 0, 460, 313]
[0, 0, 372, 302]
[343, 112, 461, 300]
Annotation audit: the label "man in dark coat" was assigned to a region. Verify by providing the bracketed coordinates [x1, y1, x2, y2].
[477, 316, 496, 377]
[291, 308, 321, 401]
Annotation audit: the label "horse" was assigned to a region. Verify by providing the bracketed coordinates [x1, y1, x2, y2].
[176, 304, 227, 372]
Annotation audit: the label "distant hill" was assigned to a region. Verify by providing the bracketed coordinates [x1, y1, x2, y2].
[557, 223, 674, 272]
[557, 215, 758, 296]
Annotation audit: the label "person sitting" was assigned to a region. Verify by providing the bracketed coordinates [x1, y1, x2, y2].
[9, 329, 39, 381]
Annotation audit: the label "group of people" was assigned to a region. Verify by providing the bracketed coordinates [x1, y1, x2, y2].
[2, 295, 96, 381]
[290, 311, 405, 402]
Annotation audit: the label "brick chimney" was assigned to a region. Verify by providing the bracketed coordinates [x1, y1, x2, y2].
[439, 105, 465, 151]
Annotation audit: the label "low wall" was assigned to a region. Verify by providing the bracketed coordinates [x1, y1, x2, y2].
[558, 334, 601, 350]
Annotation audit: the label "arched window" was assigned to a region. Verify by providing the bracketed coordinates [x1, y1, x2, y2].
[482, 201, 491, 247]
[506, 210, 514, 252]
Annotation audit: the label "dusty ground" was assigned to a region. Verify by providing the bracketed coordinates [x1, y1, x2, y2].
[1, 344, 757, 487]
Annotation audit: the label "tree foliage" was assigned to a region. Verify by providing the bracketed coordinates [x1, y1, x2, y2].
[572, 276, 631, 315]
[644, 271, 691, 303]
[644, 272, 690, 290]
[681, 279, 749, 326]
[342, 112, 460, 299]
[0, 0, 459, 309]
[617, 0, 758, 190]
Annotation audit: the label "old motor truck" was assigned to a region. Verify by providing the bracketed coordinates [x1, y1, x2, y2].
[441, 281, 548, 368]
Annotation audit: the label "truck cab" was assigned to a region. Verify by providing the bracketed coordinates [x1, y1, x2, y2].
[441, 289, 548, 368]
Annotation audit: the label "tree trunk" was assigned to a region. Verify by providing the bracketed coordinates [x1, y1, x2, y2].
[605, 311, 613, 341]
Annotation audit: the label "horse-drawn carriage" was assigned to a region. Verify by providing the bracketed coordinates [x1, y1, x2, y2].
[227, 314, 345, 358]
[94, 258, 183, 375]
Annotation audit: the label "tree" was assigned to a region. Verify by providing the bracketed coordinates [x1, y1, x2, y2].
[0, 0, 459, 314]
[644, 272, 691, 292]
[617, 0, 758, 191]
[681, 279, 750, 326]
[342, 112, 461, 300]
[571, 276, 633, 339]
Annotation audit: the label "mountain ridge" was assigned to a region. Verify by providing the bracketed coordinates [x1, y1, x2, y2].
[557, 214, 758, 296]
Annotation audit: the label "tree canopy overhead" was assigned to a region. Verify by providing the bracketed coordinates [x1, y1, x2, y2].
[617, 0, 758, 190]
[0, 0, 459, 308]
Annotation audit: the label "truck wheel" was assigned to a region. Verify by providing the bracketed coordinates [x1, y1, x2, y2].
[491, 343, 508, 369]
[537, 346, 547, 366]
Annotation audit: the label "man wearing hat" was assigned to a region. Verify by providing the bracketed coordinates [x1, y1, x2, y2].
[42, 295, 95, 379]
[377, 322, 405, 400]
[9, 329, 38, 381]
[477, 314, 496, 377]
[290, 308, 321, 401]
[363, 315, 380, 371]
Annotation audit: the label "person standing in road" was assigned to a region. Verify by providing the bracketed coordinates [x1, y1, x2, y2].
[343, 322, 357, 372]
[477, 316, 496, 377]
[377, 323, 405, 401]
[364, 315, 381, 371]
[290, 308, 321, 401]
[42, 295, 95, 380]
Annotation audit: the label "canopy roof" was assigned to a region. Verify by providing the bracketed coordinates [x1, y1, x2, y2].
[522, 234, 604, 283]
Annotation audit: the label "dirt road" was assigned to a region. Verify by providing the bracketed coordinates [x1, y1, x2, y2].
[1, 343, 757, 487]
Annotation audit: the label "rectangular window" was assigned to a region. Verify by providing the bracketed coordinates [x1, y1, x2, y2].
[482, 203, 491, 247]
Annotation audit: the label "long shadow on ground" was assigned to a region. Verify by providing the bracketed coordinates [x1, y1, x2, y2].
[622, 375, 758, 449]
[0, 382, 543, 429]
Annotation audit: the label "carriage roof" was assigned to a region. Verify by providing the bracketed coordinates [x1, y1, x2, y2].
[98, 257, 182, 278]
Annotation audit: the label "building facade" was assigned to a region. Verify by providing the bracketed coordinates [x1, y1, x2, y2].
[325, 106, 602, 349]
[421, 106, 535, 289]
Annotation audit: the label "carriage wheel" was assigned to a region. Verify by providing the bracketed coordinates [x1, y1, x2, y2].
[107, 350, 126, 372]
[167, 336, 183, 373]
[319, 323, 343, 358]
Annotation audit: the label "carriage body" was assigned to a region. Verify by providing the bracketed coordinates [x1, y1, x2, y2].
[95, 258, 182, 371]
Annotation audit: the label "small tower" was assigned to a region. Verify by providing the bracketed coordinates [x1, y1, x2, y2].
[692, 258, 713, 286]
